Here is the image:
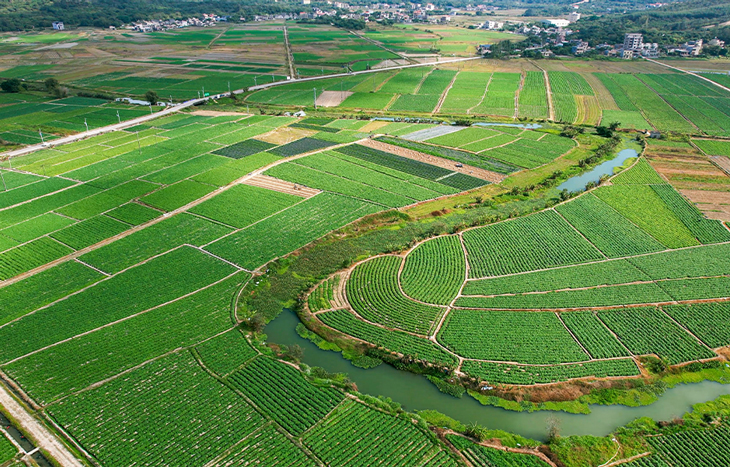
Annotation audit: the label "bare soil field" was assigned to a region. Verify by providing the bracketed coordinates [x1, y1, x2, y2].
[257, 127, 316, 144]
[315, 90, 353, 107]
[360, 138, 505, 183]
[242, 174, 320, 198]
[190, 110, 249, 117]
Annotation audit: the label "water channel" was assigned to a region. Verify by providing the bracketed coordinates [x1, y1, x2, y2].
[265, 142, 730, 441]
[557, 148, 639, 193]
[267, 308, 730, 442]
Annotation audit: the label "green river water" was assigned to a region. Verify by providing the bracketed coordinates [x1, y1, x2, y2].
[266, 309, 730, 441]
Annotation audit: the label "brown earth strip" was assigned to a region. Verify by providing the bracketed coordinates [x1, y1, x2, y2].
[241, 174, 320, 198]
[359, 138, 505, 183]
[680, 189, 730, 204]
[315, 90, 353, 107]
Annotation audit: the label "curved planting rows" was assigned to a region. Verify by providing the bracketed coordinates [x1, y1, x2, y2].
[401, 235, 465, 305]
[346, 256, 444, 335]
[438, 309, 590, 364]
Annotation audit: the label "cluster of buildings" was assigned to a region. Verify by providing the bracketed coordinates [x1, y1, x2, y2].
[521, 28, 724, 59]
[129, 15, 229, 32]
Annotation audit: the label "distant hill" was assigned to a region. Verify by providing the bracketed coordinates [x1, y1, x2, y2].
[573, 0, 730, 45]
[0, 0, 298, 32]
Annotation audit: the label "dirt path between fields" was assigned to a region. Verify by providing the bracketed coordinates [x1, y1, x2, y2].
[441, 430, 558, 467]
[0, 384, 83, 467]
[360, 138, 505, 183]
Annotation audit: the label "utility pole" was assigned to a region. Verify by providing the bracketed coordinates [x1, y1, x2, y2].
[149, 105, 153, 115]
[116, 110, 121, 123]
[313, 87, 317, 110]
[228, 81, 231, 94]
[0, 164, 6, 191]
[136, 131, 141, 156]
[84, 118, 89, 132]
[39, 129, 44, 144]
[254, 76, 258, 87]
[198, 91, 201, 99]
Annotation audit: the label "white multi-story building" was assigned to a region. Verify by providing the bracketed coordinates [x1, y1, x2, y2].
[481, 20, 503, 30]
[623, 33, 643, 51]
[542, 18, 570, 27]
[568, 12, 581, 23]
[52, 21, 64, 30]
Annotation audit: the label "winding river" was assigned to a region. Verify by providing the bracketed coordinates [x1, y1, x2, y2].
[267, 310, 730, 441]
[266, 143, 730, 441]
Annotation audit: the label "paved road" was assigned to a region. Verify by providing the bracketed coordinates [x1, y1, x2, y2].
[1, 55, 484, 161]
[246, 55, 483, 91]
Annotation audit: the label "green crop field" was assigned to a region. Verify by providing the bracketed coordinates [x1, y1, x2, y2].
[5, 38, 730, 467]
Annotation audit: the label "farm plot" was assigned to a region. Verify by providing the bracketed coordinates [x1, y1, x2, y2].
[226, 356, 344, 436]
[481, 134, 575, 169]
[141, 180, 216, 212]
[318, 309, 457, 365]
[598, 307, 716, 364]
[462, 210, 605, 278]
[456, 282, 672, 309]
[518, 72, 548, 119]
[0, 213, 75, 245]
[472, 72, 520, 117]
[693, 139, 730, 156]
[611, 158, 666, 185]
[0, 261, 103, 326]
[0, 177, 74, 210]
[0, 246, 236, 363]
[556, 193, 666, 258]
[189, 184, 302, 229]
[461, 359, 640, 385]
[195, 329, 257, 378]
[213, 139, 277, 159]
[447, 435, 550, 467]
[651, 184, 730, 243]
[606, 74, 696, 133]
[663, 303, 730, 349]
[658, 276, 730, 301]
[204, 193, 382, 270]
[602, 110, 652, 130]
[401, 235, 465, 305]
[266, 162, 415, 207]
[346, 256, 444, 335]
[4, 273, 248, 404]
[463, 259, 649, 296]
[80, 213, 231, 274]
[374, 136, 518, 175]
[627, 243, 730, 280]
[288, 151, 445, 201]
[48, 352, 263, 467]
[303, 399, 457, 467]
[438, 309, 589, 363]
[561, 311, 632, 359]
[548, 71, 594, 124]
[267, 137, 335, 157]
[210, 424, 316, 467]
[106, 203, 161, 226]
[426, 127, 501, 148]
[594, 185, 699, 249]
[50, 215, 129, 250]
[646, 426, 730, 467]
[440, 71, 491, 114]
[0, 236, 72, 281]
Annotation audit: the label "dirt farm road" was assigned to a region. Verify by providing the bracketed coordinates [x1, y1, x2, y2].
[0, 383, 84, 467]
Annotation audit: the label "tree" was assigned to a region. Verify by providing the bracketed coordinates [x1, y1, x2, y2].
[0, 79, 21, 93]
[45, 77, 59, 91]
[145, 90, 159, 105]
